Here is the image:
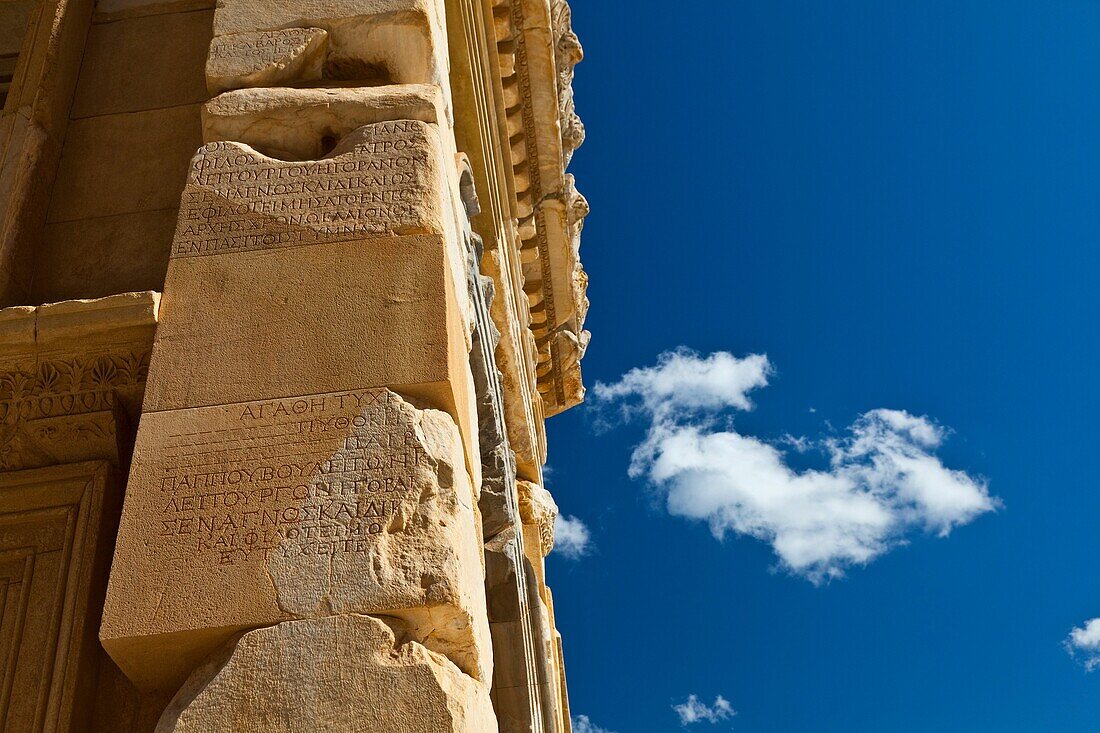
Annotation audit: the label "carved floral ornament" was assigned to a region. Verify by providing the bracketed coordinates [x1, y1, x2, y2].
[551, 0, 585, 165]
[0, 352, 150, 423]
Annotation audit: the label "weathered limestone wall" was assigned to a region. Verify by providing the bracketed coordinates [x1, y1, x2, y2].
[99, 0, 503, 729]
[37, 1, 213, 303]
[0, 0, 586, 730]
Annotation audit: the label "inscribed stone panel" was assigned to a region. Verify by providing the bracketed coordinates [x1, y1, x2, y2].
[206, 28, 327, 94]
[102, 389, 490, 692]
[172, 119, 444, 256]
[141, 119, 478, 481]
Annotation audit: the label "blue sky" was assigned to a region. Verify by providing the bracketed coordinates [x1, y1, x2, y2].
[544, 2, 1100, 731]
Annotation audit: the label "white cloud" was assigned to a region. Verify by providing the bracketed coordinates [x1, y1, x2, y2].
[673, 694, 736, 725]
[1065, 617, 1100, 671]
[594, 349, 771, 420]
[572, 714, 616, 733]
[594, 350, 997, 583]
[554, 514, 592, 559]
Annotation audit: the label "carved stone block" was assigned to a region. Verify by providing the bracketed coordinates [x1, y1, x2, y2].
[0, 409, 127, 472]
[156, 614, 497, 733]
[206, 28, 328, 95]
[172, 120, 447, 254]
[213, 0, 450, 113]
[140, 120, 478, 477]
[0, 292, 159, 430]
[202, 85, 444, 161]
[102, 390, 491, 691]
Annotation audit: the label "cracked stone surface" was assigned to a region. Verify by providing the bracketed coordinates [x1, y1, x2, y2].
[212, 0, 450, 99]
[206, 28, 329, 94]
[102, 389, 491, 692]
[156, 614, 497, 733]
[202, 85, 444, 161]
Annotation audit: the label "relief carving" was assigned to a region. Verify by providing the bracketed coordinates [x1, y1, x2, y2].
[0, 410, 126, 472]
[517, 479, 557, 558]
[551, 0, 585, 166]
[0, 352, 149, 424]
[0, 292, 158, 446]
[493, 0, 589, 416]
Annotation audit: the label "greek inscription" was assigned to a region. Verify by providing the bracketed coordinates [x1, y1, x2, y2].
[152, 389, 431, 566]
[172, 122, 437, 258]
[209, 29, 320, 61]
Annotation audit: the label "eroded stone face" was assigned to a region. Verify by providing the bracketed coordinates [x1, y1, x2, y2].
[518, 479, 557, 557]
[175, 119, 445, 255]
[213, 0, 449, 93]
[102, 389, 491, 691]
[156, 614, 497, 733]
[202, 85, 444, 161]
[206, 28, 328, 94]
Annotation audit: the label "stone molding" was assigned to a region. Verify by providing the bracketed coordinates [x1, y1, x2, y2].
[517, 479, 556, 557]
[490, 0, 588, 417]
[0, 461, 120, 733]
[0, 352, 149, 423]
[0, 292, 159, 427]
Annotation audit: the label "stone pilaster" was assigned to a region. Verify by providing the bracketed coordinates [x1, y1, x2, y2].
[458, 155, 558, 732]
[100, 2, 498, 730]
[0, 292, 160, 733]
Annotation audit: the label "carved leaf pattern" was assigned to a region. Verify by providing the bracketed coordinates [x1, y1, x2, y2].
[37, 362, 61, 393]
[90, 356, 118, 388]
[0, 352, 150, 423]
[0, 372, 30, 401]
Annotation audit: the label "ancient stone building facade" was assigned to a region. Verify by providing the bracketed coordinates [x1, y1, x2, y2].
[0, 0, 587, 730]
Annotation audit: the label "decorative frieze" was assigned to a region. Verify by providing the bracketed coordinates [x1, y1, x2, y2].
[0, 292, 159, 469]
[0, 352, 148, 424]
[491, 0, 589, 417]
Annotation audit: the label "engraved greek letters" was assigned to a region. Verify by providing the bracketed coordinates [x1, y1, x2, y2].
[208, 29, 322, 62]
[173, 121, 438, 257]
[153, 389, 429, 565]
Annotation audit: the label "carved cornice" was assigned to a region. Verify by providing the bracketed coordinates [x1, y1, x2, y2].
[551, 0, 584, 167]
[0, 292, 159, 427]
[491, 0, 589, 417]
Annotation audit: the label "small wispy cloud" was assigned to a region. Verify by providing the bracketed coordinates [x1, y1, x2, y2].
[572, 714, 616, 733]
[673, 694, 736, 725]
[593, 349, 997, 583]
[1065, 617, 1100, 671]
[554, 514, 592, 559]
